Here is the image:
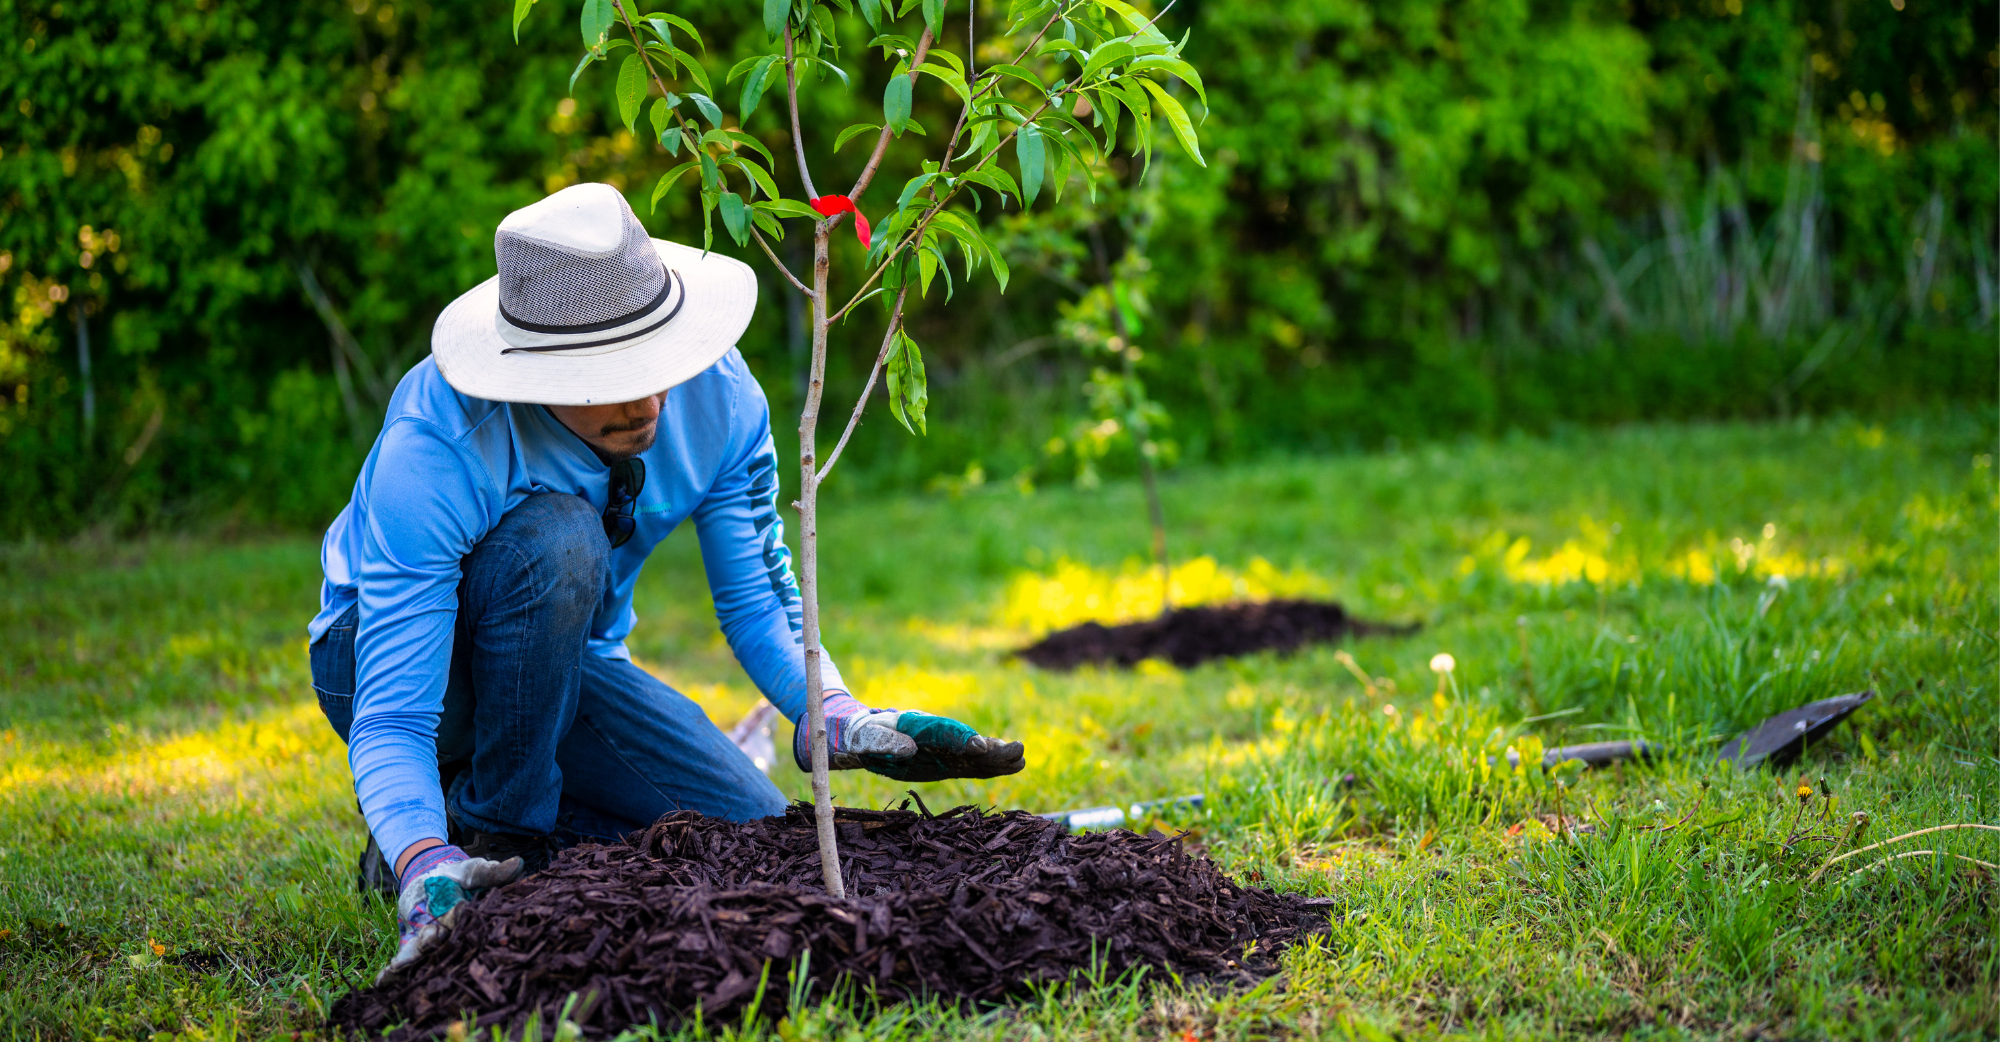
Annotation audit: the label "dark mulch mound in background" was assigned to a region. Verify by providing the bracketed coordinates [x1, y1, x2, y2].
[329, 803, 1330, 1040]
[1016, 599, 1412, 671]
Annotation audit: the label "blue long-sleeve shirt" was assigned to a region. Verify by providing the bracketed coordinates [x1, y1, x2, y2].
[311, 349, 843, 863]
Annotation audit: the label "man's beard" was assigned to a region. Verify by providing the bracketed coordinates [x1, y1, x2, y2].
[594, 419, 658, 462]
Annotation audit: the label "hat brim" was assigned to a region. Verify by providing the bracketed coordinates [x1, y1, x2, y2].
[431, 238, 757, 406]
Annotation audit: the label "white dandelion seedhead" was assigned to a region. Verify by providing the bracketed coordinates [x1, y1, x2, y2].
[1429, 652, 1456, 674]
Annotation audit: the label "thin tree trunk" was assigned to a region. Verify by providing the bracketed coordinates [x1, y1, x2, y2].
[1089, 224, 1171, 616]
[1124, 347, 1171, 617]
[799, 220, 845, 899]
[74, 306, 95, 448]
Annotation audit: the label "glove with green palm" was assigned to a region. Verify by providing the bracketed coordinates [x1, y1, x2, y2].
[795, 692, 1025, 782]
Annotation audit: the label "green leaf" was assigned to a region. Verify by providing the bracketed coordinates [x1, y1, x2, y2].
[511, 0, 537, 43]
[986, 240, 1011, 291]
[579, 0, 614, 51]
[726, 55, 766, 84]
[1091, 0, 1168, 41]
[1015, 122, 1045, 205]
[721, 129, 778, 167]
[834, 122, 883, 152]
[751, 206, 783, 239]
[727, 156, 781, 201]
[763, 0, 789, 40]
[886, 330, 928, 435]
[1007, 0, 1055, 32]
[924, 48, 965, 76]
[754, 198, 825, 220]
[865, 33, 919, 56]
[687, 92, 725, 128]
[1093, 83, 1122, 139]
[1080, 40, 1136, 83]
[616, 55, 648, 132]
[813, 4, 839, 55]
[1035, 105, 1102, 159]
[981, 63, 1045, 90]
[813, 57, 851, 88]
[650, 159, 700, 212]
[957, 116, 995, 162]
[1125, 89, 1152, 161]
[567, 50, 601, 96]
[932, 242, 956, 299]
[653, 13, 704, 51]
[915, 63, 970, 104]
[1138, 77, 1203, 166]
[929, 210, 984, 270]
[698, 150, 721, 190]
[649, 97, 672, 145]
[917, 245, 938, 297]
[719, 190, 749, 245]
[895, 171, 938, 211]
[883, 74, 912, 135]
[739, 55, 779, 122]
[674, 49, 712, 93]
[701, 190, 715, 252]
[921, 0, 943, 37]
[859, 0, 882, 30]
[1127, 55, 1207, 109]
[1035, 39, 1087, 59]
[1051, 134, 1074, 202]
[960, 168, 1021, 207]
[641, 40, 678, 78]
[1106, 79, 1148, 120]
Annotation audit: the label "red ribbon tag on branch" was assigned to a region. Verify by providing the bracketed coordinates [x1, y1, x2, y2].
[810, 195, 871, 249]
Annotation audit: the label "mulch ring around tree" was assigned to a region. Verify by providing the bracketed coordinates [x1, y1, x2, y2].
[1014, 599, 1417, 671]
[329, 802, 1332, 1040]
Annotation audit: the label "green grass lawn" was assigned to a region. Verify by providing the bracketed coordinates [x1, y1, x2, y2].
[2, 414, 1995, 1040]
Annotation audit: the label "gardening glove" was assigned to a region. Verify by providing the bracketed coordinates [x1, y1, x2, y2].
[795, 691, 1026, 783]
[378, 844, 524, 982]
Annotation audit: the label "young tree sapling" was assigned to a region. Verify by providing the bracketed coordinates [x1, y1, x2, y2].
[519, 0, 1208, 897]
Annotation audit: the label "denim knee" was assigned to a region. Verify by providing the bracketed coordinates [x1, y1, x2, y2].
[461, 493, 611, 620]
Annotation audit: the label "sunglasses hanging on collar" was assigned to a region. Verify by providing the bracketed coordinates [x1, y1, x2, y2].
[602, 458, 646, 549]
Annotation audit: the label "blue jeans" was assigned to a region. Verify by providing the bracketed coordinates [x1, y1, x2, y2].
[310, 493, 786, 845]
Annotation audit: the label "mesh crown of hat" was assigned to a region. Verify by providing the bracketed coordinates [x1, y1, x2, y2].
[496, 192, 666, 330]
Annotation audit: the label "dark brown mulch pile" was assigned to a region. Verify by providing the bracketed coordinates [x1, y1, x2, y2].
[329, 803, 1330, 1040]
[1015, 599, 1412, 671]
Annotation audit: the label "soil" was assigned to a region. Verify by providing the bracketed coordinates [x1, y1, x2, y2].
[1015, 599, 1412, 671]
[329, 802, 1331, 1040]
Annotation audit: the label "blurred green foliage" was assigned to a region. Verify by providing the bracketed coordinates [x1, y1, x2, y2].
[0, 0, 1992, 535]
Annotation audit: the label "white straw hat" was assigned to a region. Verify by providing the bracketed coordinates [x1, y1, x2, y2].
[430, 182, 757, 405]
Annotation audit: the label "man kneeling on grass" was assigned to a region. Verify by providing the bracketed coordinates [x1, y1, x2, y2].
[307, 183, 1025, 974]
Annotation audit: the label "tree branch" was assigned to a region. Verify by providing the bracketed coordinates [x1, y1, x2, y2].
[784, 27, 820, 200]
[845, 28, 935, 205]
[820, 4, 1093, 327]
[816, 288, 909, 484]
[611, 0, 701, 157]
[938, 5, 1066, 164]
[296, 259, 388, 408]
[824, 86, 1074, 327]
[750, 224, 815, 297]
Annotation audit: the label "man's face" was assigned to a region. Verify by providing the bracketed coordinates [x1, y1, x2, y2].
[546, 392, 665, 462]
